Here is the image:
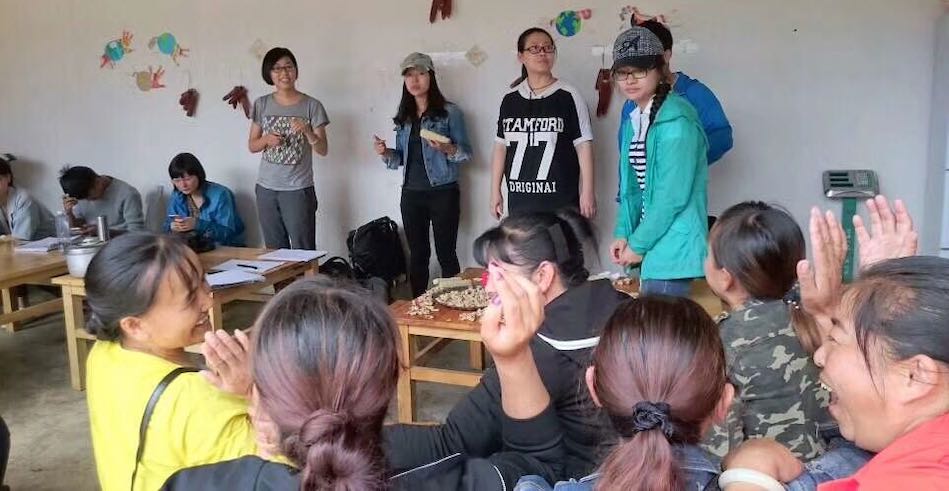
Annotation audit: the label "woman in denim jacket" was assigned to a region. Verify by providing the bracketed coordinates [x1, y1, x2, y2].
[374, 52, 472, 296]
[516, 296, 734, 491]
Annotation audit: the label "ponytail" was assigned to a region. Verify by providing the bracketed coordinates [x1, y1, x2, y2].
[783, 285, 821, 354]
[597, 430, 681, 491]
[510, 65, 528, 89]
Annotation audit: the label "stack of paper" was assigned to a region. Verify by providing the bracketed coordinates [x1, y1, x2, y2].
[206, 270, 265, 289]
[256, 249, 328, 263]
[15, 237, 63, 253]
[211, 259, 287, 275]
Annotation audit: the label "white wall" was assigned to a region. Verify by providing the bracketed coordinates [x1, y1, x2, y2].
[0, 0, 943, 270]
[932, 13, 949, 258]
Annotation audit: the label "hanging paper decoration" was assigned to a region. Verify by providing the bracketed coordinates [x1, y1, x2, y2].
[465, 45, 487, 67]
[429, 0, 452, 23]
[595, 69, 612, 118]
[223, 86, 250, 119]
[148, 32, 189, 66]
[179, 89, 198, 117]
[553, 10, 588, 37]
[621, 6, 668, 27]
[250, 39, 268, 60]
[100, 30, 134, 69]
[132, 66, 166, 91]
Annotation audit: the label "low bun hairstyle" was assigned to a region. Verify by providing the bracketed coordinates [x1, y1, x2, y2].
[84, 233, 202, 341]
[252, 277, 401, 491]
[473, 208, 597, 288]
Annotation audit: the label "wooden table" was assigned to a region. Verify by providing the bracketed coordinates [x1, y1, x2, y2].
[0, 239, 68, 332]
[392, 277, 725, 423]
[51, 246, 320, 391]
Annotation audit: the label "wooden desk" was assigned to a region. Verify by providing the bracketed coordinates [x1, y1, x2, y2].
[0, 239, 68, 332]
[391, 300, 483, 423]
[392, 277, 726, 423]
[51, 246, 320, 391]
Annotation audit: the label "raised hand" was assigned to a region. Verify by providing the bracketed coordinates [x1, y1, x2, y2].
[373, 135, 387, 156]
[201, 329, 252, 398]
[854, 195, 918, 270]
[480, 265, 545, 361]
[798, 207, 846, 322]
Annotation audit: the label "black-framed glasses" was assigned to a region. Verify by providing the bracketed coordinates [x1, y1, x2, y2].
[612, 68, 650, 82]
[271, 64, 297, 73]
[523, 45, 556, 55]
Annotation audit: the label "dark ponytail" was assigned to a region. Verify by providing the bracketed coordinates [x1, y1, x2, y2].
[473, 208, 597, 288]
[510, 27, 554, 88]
[710, 202, 822, 353]
[252, 278, 400, 491]
[593, 297, 726, 490]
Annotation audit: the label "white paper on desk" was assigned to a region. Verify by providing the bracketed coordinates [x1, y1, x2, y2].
[14, 237, 62, 253]
[206, 270, 265, 289]
[256, 249, 327, 263]
[211, 259, 286, 275]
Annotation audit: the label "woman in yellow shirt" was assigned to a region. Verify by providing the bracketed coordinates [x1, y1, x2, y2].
[83, 233, 256, 490]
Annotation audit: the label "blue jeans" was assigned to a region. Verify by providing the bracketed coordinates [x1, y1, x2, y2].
[639, 278, 693, 298]
[785, 440, 874, 490]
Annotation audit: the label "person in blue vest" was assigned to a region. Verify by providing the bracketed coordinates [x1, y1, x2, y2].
[627, 19, 733, 165]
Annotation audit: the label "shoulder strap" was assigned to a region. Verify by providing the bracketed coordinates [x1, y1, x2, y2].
[130, 366, 200, 491]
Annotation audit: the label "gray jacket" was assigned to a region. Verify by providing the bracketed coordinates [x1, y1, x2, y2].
[1, 186, 55, 240]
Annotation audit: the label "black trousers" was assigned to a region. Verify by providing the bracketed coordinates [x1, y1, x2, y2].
[0, 414, 8, 486]
[400, 186, 461, 297]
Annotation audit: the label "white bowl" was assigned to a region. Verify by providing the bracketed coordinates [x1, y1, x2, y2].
[65, 243, 103, 278]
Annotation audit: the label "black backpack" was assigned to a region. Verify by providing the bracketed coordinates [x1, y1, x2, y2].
[346, 216, 407, 283]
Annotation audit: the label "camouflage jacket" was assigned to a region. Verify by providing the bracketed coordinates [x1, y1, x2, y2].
[703, 299, 829, 460]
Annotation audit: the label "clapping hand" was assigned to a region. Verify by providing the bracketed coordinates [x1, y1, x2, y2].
[854, 195, 917, 270]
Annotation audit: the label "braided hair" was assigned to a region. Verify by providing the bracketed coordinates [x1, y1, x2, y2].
[646, 55, 672, 133]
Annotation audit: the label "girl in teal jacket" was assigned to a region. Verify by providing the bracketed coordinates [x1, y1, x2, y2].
[608, 26, 709, 297]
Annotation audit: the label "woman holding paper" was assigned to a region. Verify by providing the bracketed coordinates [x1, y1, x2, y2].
[373, 52, 472, 297]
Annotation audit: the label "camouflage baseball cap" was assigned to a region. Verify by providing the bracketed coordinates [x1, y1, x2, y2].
[400, 52, 434, 74]
[612, 26, 664, 70]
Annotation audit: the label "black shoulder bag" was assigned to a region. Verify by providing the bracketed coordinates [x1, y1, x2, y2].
[129, 367, 200, 491]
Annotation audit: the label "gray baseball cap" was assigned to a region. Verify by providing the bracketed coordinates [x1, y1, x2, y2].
[400, 52, 434, 73]
[612, 26, 665, 70]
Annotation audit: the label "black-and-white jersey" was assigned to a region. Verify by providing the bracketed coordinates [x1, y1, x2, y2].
[496, 80, 593, 215]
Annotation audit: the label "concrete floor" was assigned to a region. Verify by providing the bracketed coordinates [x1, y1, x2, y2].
[0, 293, 472, 490]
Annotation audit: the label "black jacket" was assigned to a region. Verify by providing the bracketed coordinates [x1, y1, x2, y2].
[384, 279, 627, 483]
[161, 405, 563, 490]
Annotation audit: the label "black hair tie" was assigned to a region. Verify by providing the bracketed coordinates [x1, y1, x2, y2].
[629, 401, 675, 438]
[782, 282, 802, 310]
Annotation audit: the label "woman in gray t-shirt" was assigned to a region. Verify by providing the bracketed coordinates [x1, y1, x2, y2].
[248, 47, 330, 250]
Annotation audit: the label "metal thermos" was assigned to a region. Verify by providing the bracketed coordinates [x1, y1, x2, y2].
[96, 216, 109, 242]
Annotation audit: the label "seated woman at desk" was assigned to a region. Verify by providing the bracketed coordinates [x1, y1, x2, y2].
[0, 154, 55, 240]
[163, 153, 245, 247]
[83, 232, 256, 490]
[385, 209, 629, 486]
